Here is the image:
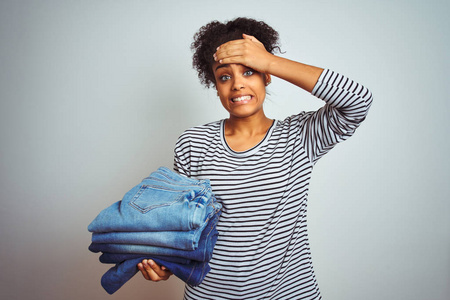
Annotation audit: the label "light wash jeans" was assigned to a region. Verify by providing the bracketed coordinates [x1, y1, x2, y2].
[89, 203, 219, 262]
[90, 197, 217, 250]
[88, 167, 217, 233]
[91, 226, 204, 250]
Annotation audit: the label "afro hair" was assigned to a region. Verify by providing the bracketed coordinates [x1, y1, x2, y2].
[191, 17, 281, 88]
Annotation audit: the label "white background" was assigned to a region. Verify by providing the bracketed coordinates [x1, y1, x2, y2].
[1, 0, 449, 299]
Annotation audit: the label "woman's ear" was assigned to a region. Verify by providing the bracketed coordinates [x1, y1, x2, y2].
[265, 74, 272, 86]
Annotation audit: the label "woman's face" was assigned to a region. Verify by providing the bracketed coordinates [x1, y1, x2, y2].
[213, 62, 270, 120]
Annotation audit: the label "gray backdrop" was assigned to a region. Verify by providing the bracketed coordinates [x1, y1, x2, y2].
[1, 0, 449, 299]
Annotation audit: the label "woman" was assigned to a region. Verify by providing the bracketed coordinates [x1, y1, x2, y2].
[138, 17, 372, 299]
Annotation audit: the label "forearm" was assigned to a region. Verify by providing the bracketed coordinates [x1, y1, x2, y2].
[266, 55, 324, 93]
[312, 69, 373, 122]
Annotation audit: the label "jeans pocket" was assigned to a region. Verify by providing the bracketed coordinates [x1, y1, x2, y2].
[129, 185, 188, 214]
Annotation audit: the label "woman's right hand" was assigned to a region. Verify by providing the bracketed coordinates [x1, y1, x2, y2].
[137, 259, 173, 282]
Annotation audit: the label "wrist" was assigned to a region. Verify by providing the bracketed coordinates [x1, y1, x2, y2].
[265, 54, 282, 75]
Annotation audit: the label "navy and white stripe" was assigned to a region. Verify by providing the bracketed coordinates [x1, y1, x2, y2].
[174, 70, 372, 299]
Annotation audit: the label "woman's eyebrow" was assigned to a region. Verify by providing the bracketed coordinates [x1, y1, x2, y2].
[215, 64, 230, 71]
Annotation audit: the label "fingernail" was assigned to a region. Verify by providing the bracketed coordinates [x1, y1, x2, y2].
[148, 260, 154, 267]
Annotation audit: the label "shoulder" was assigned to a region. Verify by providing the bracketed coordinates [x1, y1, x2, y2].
[276, 112, 312, 130]
[183, 120, 221, 135]
[176, 120, 222, 146]
[178, 120, 221, 139]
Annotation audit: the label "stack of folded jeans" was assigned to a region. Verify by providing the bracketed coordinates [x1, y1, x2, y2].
[88, 167, 222, 294]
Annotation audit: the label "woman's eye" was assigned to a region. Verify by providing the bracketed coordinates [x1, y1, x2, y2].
[219, 75, 231, 81]
[243, 70, 254, 76]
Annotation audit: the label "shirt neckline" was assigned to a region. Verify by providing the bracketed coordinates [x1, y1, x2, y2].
[220, 119, 277, 157]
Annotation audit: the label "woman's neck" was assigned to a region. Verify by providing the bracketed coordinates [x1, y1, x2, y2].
[223, 113, 274, 152]
[225, 114, 273, 137]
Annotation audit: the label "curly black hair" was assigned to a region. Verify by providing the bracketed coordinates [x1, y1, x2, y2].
[191, 17, 281, 88]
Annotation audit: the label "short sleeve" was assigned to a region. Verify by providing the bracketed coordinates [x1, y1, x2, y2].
[173, 132, 191, 177]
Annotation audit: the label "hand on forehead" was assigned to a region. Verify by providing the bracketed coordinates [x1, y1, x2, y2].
[213, 34, 271, 74]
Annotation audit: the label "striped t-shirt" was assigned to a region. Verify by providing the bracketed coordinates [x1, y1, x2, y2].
[174, 69, 373, 299]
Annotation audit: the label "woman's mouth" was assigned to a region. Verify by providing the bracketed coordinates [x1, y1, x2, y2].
[231, 95, 252, 103]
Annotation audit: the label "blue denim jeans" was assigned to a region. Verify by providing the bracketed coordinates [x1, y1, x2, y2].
[88, 167, 217, 233]
[89, 208, 220, 262]
[100, 257, 210, 294]
[91, 198, 216, 251]
[91, 225, 204, 250]
[88, 167, 222, 294]
[100, 253, 192, 265]
[97, 210, 220, 294]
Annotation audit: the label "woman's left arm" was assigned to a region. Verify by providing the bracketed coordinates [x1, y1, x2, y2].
[214, 34, 372, 120]
[215, 35, 373, 163]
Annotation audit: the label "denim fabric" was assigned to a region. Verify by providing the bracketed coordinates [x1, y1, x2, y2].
[89, 209, 220, 262]
[147, 166, 198, 185]
[88, 167, 216, 233]
[99, 253, 192, 265]
[90, 200, 216, 250]
[88, 167, 222, 294]
[97, 211, 220, 294]
[91, 226, 203, 250]
[100, 256, 210, 294]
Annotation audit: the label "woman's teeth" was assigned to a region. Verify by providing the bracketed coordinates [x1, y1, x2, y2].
[232, 95, 251, 102]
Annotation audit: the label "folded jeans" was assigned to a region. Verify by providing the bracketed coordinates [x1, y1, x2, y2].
[88, 167, 216, 233]
[100, 256, 210, 294]
[99, 253, 192, 265]
[89, 209, 220, 262]
[88, 167, 222, 294]
[97, 210, 221, 294]
[90, 201, 216, 250]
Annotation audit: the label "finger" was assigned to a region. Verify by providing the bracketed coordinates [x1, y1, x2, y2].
[216, 35, 263, 56]
[215, 42, 252, 61]
[144, 260, 164, 281]
[160, 265, 174, 275]
[215, 49, 245, 62]
[138, 261, 150, 280]
[216, 56, 246, 66]
[216, 39, 247, 52]
[139, 259, 164, 281]
[242, 33, 265, 49]
[148, 259, 173, 278]
[242, 33, 255, 42]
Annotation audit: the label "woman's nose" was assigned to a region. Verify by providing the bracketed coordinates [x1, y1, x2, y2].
[232, 76, 245, 90]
